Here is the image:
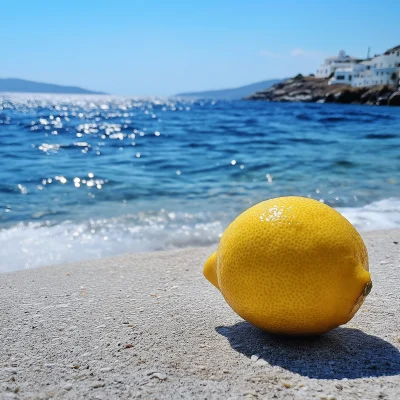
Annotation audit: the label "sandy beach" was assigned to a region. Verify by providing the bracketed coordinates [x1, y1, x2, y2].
[1, 229, 399, 399]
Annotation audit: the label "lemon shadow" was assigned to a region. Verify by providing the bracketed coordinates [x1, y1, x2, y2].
[216, 322, 400, 379]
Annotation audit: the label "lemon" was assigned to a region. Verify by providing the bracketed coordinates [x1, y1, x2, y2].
[204, 196, 371, 335]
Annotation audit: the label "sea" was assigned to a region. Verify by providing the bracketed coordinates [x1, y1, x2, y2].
[1, 93, 400, 272]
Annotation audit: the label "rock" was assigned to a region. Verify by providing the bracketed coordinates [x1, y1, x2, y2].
[324, 93, 336, 103]
[376, 97, 388, 106]
[333, 89, 362, 104]
[245, 76, 396, 105]
[360, 85, 392, 104]
[274, 89, 287, 96]
[388, 91, 400, 106]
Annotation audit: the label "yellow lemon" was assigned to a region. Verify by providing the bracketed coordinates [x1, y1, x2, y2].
[204, 196, 371, 335]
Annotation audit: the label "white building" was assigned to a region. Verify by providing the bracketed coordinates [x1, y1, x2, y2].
[316, 50, 361, 78]
[329, 45, 400, 87]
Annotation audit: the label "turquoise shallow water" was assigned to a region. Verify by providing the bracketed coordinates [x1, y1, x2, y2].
[1, 93, 399, 271]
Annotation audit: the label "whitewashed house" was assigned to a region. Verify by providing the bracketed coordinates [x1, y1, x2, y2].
[316, 50, 361, 78]
[329, 45, 400, 87]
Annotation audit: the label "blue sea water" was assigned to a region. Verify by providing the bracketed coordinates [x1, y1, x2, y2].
[1, 93, 400, 271]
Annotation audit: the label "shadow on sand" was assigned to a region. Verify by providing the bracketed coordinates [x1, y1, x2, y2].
[216, 322, 400, 379]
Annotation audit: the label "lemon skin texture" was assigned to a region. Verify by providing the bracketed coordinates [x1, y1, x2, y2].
[204, 196, 371, 335]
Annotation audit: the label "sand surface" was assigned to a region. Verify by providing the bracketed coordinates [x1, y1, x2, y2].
[1, 229, 399, 399]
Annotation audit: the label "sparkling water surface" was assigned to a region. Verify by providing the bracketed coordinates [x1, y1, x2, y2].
[1, 93, 399, 271]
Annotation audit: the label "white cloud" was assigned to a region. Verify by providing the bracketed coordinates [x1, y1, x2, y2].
[291, 48, 306, 56]
[259, 50, 280, 58]
[260, 48, 324, 59]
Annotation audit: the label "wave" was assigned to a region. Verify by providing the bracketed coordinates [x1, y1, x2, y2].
[338, 197, 400, 231]
[0, 210, 225, 273]
[1, 198, 400, 273]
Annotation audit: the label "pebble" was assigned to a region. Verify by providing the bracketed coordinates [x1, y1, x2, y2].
[92, 382, 105, 388]
[4, 368, 18, 374]
[335, 384, 343, 390]
[3, 394, 17, 399]
[243, 391, 257, 397]
[150, 372, 167, 381]
[56, 303, 70, 308]
[250, 354, 260, 362]
[64, 384, 73, 391]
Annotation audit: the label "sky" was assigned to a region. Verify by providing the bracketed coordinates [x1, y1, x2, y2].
[1, 1, 399, 96]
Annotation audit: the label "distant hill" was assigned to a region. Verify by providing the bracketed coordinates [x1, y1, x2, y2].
[175, 79, 284, 100]
[0, 78, 106, 94]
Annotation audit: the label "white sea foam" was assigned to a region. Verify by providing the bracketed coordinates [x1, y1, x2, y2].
[338, 197, 400, 231]
[0, 211, 224, 273]
[1, 198, 399, 273]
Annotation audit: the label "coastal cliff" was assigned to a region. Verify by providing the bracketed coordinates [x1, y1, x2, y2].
[245, 76, 400, 106]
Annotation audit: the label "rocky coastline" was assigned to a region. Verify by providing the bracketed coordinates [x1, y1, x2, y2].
[245, 76, 400, 106]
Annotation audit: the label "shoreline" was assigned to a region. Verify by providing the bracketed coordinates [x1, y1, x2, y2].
[245, 76, 400, 106]
[1, 229, 399, 399]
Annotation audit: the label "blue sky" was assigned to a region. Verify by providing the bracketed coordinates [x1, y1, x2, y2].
[1, 1, 399, 95]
